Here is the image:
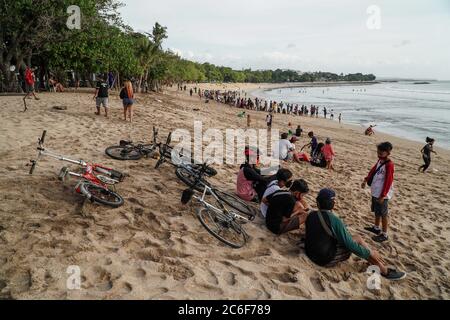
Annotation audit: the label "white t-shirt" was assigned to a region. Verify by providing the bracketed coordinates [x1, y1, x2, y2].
[273, 139, 293, 160]
[260, 180, 280, 218]
[371, 161, 394, 199]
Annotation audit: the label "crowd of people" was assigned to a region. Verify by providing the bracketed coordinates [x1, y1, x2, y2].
[233, 143, 406, 281]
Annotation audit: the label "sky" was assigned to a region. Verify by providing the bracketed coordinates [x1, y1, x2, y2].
[119, 0, 450, 80]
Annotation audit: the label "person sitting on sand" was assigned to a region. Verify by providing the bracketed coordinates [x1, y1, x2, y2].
[304, 188, 406, 280]
[418, 137, 437, 173]
[321, 138, 336, 170]
[310, 142, 327, 168]
[365, 124, 376, 136]
[260, 169, 293, 218]
[236, 147, 266, 202]
[120, 80, 135, 122]
[265, 179, 310, 235]
[295, 125, 303, 137]
[273, 133, 303, 164]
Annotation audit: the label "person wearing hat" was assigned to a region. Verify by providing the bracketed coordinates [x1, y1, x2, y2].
[321, 138, 336, 170]
[265, 179, 310, 235]
[304, 188, 406, 281]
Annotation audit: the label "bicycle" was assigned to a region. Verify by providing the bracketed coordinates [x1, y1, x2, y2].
[180, 163, 255, 248]
[105, 126, 172, 161]
[154, 131, 218, 177]
[29, 130, 126, 208]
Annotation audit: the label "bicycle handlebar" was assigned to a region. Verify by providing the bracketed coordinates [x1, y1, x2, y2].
[40, 130, 47, 145]
[29, 160, 36, 174]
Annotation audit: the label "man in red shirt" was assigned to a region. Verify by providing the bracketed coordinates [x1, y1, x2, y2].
[23, 66, 40, 111]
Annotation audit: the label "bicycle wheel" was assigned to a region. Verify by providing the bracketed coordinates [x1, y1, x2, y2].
[214, 189, 255, 220]
[80, 183, 124, 208]
[197, 207, 247, 248]
[105, 146, 142, 161]
[175, 167, 211, 193]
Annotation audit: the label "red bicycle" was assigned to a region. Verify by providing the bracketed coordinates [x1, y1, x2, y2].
[29, 131, 126, 208]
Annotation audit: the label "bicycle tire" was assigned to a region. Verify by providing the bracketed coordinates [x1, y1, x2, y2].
[80, 182, 124, 208]
[214, 189, 255, 220]
[175, 167, 211, 194]
[105, 146, 143, 161]
[197, 207, 247, 248]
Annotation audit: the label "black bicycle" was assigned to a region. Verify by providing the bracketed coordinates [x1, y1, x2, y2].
[181, 163, 256, 248]
[105, 126, 172, 161]
[154, 131, 217, 177]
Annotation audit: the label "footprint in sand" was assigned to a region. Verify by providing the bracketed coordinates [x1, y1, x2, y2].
[135, 268, 146, 278]
[223, 272, 236, 286]
[309, 275, 326, 292]
[147, 287, 169, 299]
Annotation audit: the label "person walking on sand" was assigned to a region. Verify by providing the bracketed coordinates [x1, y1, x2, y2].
[338, 113, 342, 123]
[418, 137, 437, 173]
[93, 76, 109, 117]
[361, 142, 394, 243]
[120, 80, 135, 122]
[266, 113, 273, 129]
[304, 188, 406, 280]
[23, 66, 40, 111]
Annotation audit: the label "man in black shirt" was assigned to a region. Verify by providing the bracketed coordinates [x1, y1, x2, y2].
[265, 179, 310, 234]
[94, 77, 109, 117]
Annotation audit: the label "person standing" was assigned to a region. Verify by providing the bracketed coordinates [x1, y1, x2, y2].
[120, 80, 135, 122]
[418, 137, 437, 173]
[93, 76, 109, 117]
[266, 113, 273, 129]
[338, 113, 342, 123]
[23, 66, 40, 111]
[361, 142, 395, 243]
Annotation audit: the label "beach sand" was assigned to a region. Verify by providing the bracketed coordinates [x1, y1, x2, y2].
[0, 85, 449, 299]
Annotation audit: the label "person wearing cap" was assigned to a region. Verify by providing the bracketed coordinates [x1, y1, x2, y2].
[93, 75, 109, 117]
[265, 179, 310, 235]
[321, 138, 336, 170]
[260, 168, 293, 218]
[305, 188, 406, 281]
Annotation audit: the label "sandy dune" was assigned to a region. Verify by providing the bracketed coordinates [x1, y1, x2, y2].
[0, 87, 449, 299]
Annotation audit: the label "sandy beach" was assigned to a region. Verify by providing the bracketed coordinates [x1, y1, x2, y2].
[0, 85, 449, 300]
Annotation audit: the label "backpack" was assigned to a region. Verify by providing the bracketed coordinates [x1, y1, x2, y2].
[367, 160, 390, 187]
[119, 88, 126, 99]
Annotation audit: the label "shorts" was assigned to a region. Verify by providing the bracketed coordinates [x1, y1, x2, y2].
[123, 98, 134, 107]
[371, 196, 389, 217]
[278, 215, 300, 234]
[26, 84, 35, 93]
[96, 97, 108, 108]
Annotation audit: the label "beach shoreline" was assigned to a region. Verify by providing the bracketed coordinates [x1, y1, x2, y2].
[0, 89, 449, 299]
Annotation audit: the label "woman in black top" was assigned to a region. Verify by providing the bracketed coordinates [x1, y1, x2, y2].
[419, 137, 437, 173]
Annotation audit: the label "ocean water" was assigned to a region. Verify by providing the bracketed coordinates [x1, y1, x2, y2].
[252, 81, 450, 149]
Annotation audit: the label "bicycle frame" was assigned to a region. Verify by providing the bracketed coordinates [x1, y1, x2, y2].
[192, 184, 250, 223]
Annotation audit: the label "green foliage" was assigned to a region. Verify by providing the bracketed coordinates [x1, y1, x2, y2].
[0, 0, 376, 91]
